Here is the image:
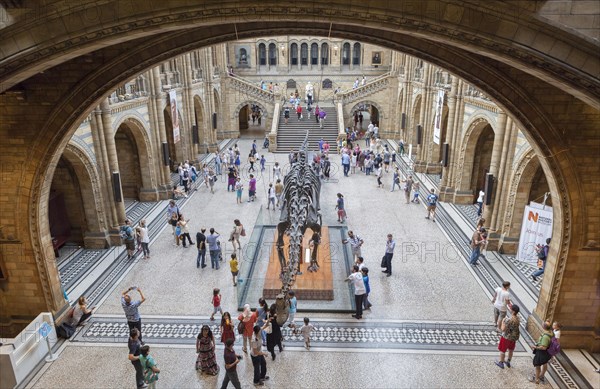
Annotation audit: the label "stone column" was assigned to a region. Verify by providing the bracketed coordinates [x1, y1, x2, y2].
[100, 98, 127, 228]
[448, 80, 465, 190]
[439, 76, 459, 201]
[482, 111, 507, 224]
[182, 53, 199, 159]
[90, 110, 117, 231]
[151, 66, 173, 192]
[414, 63, 430, 172]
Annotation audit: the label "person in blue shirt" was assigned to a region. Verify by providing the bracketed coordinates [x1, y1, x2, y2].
[425, 188, 439, 222]
[362, 267, 372, 310]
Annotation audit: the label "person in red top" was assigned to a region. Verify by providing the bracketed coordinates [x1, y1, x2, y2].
[238, 304, 258, 353]
[296, 105, 302, 121]
[210, 288, 223, 321]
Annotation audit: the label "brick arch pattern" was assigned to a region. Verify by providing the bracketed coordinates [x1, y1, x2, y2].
[455, 115, 497, 194]
[61, 143, 109, 247]
[112, 116, 157, 192]
[501, 148, 541, 243]
[4, 8, 592, 341]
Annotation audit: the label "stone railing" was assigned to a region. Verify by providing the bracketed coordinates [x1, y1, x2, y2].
[109, 97, 149, 114]
[337, 72, 392, 105]
[268, 102, 281, 152]
[226, 74, 275, 104]
[336, 101, 345, 153]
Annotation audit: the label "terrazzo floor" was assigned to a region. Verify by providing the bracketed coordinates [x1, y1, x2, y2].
[27, 138, 552, 388]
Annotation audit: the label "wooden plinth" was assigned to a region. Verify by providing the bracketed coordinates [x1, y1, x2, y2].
[262, 226, 333, 300]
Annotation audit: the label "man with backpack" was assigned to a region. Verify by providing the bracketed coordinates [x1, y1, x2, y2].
[121, 219, 136, 259]
[425, 188, 439, 222]
[532, 238, 551, 281]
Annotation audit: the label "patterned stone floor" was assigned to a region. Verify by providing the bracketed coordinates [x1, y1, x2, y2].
[74, 315, 516, 352]
[25, 138, 591, 389]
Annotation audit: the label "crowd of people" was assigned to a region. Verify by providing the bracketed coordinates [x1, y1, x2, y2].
[110, 137, 567, 387]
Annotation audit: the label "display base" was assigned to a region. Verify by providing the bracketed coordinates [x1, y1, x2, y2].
[262, 226, 333, 300]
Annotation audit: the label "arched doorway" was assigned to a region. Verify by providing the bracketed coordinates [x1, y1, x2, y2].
[410, 95, 422, 148]
[501, 152, 552, 255]
[115, 123, 144, 200]
[48, 145, 108, 255]
[469, 124, 494, 200]
[238, 102, 267, 137]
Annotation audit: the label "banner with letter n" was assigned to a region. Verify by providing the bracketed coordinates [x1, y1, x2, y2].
[432, 89, 444, 145]
[169, 90, 181, 143]
[517, 202, 553, 264]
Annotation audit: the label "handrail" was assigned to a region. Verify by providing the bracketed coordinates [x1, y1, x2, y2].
[226, 74, 275, 103]
[336, 101, 345, 153]
[335, 72, 392, 105]
[268, 102, 281, 152]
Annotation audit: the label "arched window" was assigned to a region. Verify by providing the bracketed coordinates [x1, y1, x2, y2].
[290, 43, 298, 65]
[258, 43, 266, 66]
[342, 43, 350, 65]
[353, 43, 361, 65]
[268, 43, 277, 66]
[300, 43, 308, 66]
[321, 43, 329, 65]
[311, 43, 318, 65]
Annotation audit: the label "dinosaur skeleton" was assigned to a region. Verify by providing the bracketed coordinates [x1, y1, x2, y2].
[275, 131, 322, 324]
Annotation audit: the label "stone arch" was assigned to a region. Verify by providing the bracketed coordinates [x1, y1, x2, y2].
[54, 142, 109, 248]
[349, 100, 384, 128]
[500, 149, 547, 254]
[410, 94, 422, 146]
[3, 6, 592, 346]
[113, 116, 156, 196]
[455, 116, 496, 201]
[233, 100, 269, 133]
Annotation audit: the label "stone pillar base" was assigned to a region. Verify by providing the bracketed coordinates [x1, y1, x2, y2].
[83, 231, 110, 249]
[139, 187, 161, 202]
[485, 233, 501, 251]
[425, 163, 442, 174]
[268, 132, 277, 152]
[208, 143, 219, 153]
[453, 191, 474, 204]
[498, 236, 519, 254]
[439, 186, 455, 202]
[108, 228, 122, 246]
[157, 186, 171, 200]
[413, 161, 427, 173]
[219, 130, 239, 139]
[379, 130, 397, 140]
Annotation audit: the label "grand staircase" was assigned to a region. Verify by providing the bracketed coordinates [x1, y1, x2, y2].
[275, 103, 339, 152]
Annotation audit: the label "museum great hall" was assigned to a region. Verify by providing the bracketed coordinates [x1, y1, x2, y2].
[0, 1, 598, 388]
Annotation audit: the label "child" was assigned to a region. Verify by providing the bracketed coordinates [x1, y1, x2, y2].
[235, 177, 243, 204]
[412, 182, 420, 203]
[356, 256, 365, 270]
[260, 155, 266, 172]
[247, 174, 256, 202]
[362, 267, 372, 310]
[230, 253, 239, 286]
[300, 317, 315, 350]
[376, 166, 383, 188]
[135, 227, 143, 253]
[287, 290, 297, 331]
[553, 321, 561, 345]
[210, 288, 223, 321]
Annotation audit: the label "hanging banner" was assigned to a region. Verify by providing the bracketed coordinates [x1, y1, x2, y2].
[432, 89, 444, 145]
[517, 202, 553, 264]
[169, 90, 180, 143]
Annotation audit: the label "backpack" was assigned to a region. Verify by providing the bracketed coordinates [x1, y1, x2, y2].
[544, 333, 561, 356]
[183, 169, 189, 179]
[537, 245, 548, 259]
[428, 194, 438, 206]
